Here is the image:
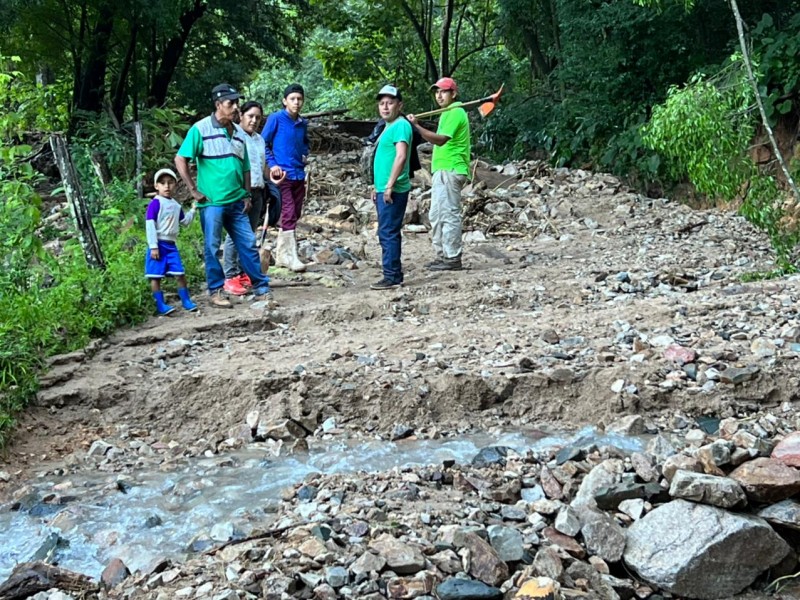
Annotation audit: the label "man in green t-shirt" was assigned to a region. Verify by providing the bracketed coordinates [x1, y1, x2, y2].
[408, 77, 471, 271]
[175, 83, 272, 308]
[370, 84, 413, 290]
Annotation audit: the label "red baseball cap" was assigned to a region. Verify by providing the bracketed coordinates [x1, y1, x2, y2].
[430, 77, 458, 93]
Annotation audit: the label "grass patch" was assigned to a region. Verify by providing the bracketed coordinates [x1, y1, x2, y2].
[0, 180, 206, 447]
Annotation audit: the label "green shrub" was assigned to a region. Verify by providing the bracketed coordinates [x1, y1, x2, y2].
[642, 53, 800, 271]
[0, 138, 205, 446]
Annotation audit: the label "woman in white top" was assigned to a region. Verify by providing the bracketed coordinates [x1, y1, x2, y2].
[222, 101, 270, 295]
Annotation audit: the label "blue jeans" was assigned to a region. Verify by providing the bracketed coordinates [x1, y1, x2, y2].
[199, 201, 270, 295]
[223, 189, 264, 279]
[376, 190, 409, 284]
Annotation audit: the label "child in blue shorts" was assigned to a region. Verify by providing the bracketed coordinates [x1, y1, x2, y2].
[145, 168, 198, 315]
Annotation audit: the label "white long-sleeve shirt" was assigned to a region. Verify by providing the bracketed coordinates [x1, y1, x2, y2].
[246, 131, 267, 188]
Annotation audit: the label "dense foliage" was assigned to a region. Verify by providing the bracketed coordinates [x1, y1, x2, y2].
[0, 63, 205, 443]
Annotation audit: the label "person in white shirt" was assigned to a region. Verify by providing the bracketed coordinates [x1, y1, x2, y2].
[222, 101, 270, 295]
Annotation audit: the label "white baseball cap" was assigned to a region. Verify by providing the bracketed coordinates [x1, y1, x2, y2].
[376, 84, 403, 101]
[153, 168, 178, 185]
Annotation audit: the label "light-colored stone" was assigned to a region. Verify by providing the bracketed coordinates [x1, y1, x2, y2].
[618, 498, 646, 521]
[554, 506, 581, 536]
[668, 470, 747, 509]
[350, 550, 386, 575]
[624, 499, 789, 599]
[370, 534, 426, 575]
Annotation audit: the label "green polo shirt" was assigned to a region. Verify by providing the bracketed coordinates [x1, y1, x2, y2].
[373, 118, 412, 193]
[177, 114, 250, 207]
[431, 102, 471, 176]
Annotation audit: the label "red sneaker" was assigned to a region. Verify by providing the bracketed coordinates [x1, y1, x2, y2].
[238, 274, 252, 288]
[223, 277, 248, 296]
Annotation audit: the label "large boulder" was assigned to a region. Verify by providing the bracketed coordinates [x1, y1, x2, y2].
[624, 499, 789, 599]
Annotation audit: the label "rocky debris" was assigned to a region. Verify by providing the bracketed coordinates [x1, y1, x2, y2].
[23, 417, 797, 600]
[307, 124, 363, 153]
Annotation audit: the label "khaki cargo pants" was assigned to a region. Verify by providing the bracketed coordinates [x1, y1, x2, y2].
[430, 170, 467, 261]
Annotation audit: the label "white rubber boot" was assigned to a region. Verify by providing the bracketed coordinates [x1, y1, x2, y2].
[276, 230, 307, 272]
[274, 230, 290, 268]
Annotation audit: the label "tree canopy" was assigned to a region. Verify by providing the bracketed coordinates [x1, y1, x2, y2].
[0, 0, 799, 186]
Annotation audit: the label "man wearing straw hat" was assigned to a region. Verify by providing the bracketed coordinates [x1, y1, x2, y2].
[408, 77, 471, 272]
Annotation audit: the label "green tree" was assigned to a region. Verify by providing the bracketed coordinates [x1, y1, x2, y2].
[310, 0, 502, 92]
[0, 0, 312, 123]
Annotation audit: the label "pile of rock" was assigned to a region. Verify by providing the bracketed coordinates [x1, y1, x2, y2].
[80, 413, 800, 600]
[304, 151, 560, 232]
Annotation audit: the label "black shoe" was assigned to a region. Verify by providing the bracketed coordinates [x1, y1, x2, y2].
[425, 259, 444, 269]
[370, 278, 402, 290]
[428, 259, 462, 271]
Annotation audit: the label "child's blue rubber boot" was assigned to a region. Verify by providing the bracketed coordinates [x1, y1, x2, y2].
[178, 287, 198, 312]
[153, 291, 176, 316]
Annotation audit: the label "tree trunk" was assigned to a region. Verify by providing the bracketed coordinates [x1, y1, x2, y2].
[112, 21, 138, 123]
[135, 121, 144, 198]
[0, 561, 97, 600]
[728, 0, 800, 203]
[74, 2, 114, 114]
[68, 0, 89, 115]
[440, 0, 454, 77]
[398, 0, 439, 82]
[50, 134, 106, 270]
[147, 0, 207, 107]
[522, 29, 552, 79]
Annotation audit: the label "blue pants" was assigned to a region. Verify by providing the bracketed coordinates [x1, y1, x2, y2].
[199, 200, 270, 295]
[223, 189, 264, 279]
[376, 190, 409, 284]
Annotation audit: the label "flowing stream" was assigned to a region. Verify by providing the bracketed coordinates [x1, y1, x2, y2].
[0, 427, 643, 580]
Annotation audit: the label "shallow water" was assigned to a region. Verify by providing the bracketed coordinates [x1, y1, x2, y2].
[0, 427, 643, 580]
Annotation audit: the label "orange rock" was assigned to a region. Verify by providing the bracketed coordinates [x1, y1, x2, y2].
[515, 577, 558, 599]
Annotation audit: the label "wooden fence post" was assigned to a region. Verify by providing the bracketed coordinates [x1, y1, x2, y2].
[50, 134, 106, 270]
[135, 121, 144, 198]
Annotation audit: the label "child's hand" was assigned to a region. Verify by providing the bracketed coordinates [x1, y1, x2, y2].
[150, 248, 160, 260]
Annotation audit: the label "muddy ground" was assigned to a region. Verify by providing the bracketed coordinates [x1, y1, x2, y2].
[3, 157, 799, 488]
